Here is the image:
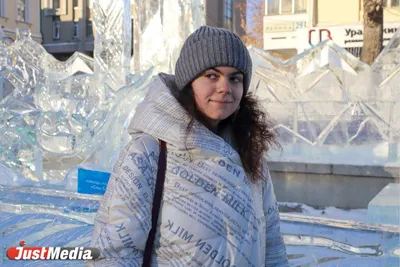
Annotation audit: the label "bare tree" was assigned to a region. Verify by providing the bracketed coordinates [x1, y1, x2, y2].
[236, 0, 264, 48]
[360, 0, 384, 65]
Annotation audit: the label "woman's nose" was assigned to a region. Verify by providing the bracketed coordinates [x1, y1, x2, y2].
[217, 78, 230, 94]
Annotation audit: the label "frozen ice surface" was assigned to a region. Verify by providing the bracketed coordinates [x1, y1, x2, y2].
[0, 186, 399, 266]
[281, 213, 400, 266]
[280, 202, 369, 223]
[368, 183, 400, 225]
[0, 186, 99, 266]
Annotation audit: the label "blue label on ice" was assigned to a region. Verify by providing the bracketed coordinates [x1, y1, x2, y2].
[77, 168, 111, 195]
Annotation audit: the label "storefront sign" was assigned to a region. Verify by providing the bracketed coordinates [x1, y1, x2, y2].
[343, 27, 398, 45]
[297, 24, 400, 52]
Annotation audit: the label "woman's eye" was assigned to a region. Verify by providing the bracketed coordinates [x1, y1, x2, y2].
[231, 77, 242, 83]
[206, 74, 217, 80]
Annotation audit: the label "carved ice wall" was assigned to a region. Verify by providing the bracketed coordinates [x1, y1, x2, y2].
[249, 33, 400, 166]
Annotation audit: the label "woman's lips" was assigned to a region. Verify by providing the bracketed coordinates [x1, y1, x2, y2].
[210, 100, 232, 104]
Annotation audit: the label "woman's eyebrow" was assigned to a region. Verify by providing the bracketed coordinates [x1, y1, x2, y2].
[229, 70, 243, 76]
[209, 68, 243, 76]
[209, 68, 223, 74]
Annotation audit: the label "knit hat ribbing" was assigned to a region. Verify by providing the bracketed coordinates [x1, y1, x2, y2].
[175, 26, 252, 94]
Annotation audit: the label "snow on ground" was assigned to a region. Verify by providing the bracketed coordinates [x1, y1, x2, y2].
[279, 202, 369, 223]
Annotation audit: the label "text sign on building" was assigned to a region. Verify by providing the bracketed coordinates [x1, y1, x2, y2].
[265, 21, 307, 33]
[341, 26, 398, 46]
[297, 24, 400, 52]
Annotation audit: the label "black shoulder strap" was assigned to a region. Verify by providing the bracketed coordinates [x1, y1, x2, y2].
[142, 140, 167, 267]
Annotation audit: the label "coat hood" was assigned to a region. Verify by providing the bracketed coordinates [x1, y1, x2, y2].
[128, 73, 242, 165]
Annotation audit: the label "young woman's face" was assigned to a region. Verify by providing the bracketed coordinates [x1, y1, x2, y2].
[191, 66, 244, 129]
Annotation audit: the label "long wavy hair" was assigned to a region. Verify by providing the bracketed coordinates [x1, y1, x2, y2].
[176, 84, 280, 182]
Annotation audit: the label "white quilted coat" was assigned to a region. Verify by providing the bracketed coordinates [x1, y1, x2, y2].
[89, 74, 288, 267]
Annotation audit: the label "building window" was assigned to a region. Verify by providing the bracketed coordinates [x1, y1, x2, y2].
[267, 0, 279, 15]
[87, 21, 93, 37]
[73, 22, 80, 38]
[295, 0, 307, 13]
[224, 0, 233, 30]
[281, 0, 292, 14]
[0, 0, 5, 17]
[53, 0, 60, 9]
[17, 0, 29, 22]
[267, 0, 307, 15]
[53, 18, 60, 39]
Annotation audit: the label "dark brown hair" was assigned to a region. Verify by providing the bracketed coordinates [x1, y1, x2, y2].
[176, 85, 280, 182]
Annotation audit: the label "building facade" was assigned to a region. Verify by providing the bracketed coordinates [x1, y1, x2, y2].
[206, 0, 246, 38]
[263, 0, 400, 58]
[41, 0, 95, 60]
[41, 0, 245, 61]
[0, 0, 42, 43]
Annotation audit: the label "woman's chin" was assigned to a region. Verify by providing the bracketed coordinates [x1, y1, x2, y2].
[209, 114, 232, 122]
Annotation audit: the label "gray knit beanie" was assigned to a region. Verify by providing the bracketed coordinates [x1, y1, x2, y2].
[175, 26, 252, 94]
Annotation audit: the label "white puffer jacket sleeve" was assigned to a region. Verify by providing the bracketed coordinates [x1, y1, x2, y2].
[263, 164, 289, 267]
[88, 135, 160, 267]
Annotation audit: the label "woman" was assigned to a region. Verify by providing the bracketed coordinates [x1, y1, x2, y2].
[90, 26, 288, 266]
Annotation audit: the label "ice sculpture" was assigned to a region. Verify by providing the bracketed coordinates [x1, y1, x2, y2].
[93, 0, 131, 92]
[0, 0, 203, 187]
[249, 33, 400, 166]
[132, 0, 205, 73]
[0, 29, 99, 184]
[371, 32, 400, 161]
[0, 1, 135, 185]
